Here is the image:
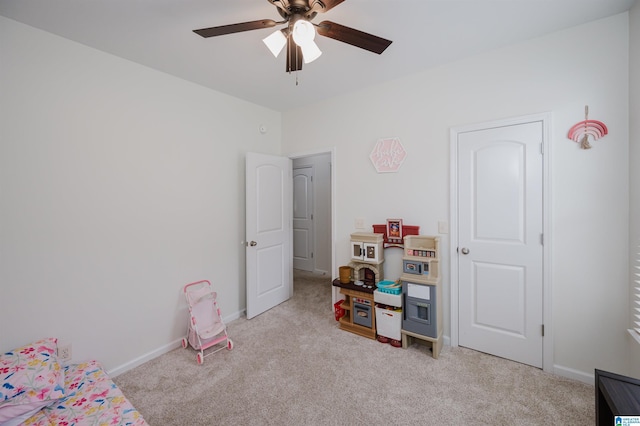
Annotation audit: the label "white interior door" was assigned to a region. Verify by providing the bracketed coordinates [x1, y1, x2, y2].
[246, 152, 292, 319]
[457, 120, 544, 368]
[293, 166, 314, 271]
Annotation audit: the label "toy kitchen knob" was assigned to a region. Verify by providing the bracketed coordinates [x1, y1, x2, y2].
[461, 247, 470, 255]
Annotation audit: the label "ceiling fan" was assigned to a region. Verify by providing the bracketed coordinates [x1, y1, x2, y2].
[193, 0, 392, 72]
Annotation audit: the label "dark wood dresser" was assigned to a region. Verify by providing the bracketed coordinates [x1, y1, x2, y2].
[596, 369, 640, 425]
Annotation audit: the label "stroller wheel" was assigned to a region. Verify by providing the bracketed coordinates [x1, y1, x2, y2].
[197, 352, 204, 365]
[181, 338, 188, 349]
[226, 339, 234, 350]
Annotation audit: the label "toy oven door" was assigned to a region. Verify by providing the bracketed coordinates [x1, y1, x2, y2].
[363, 243, 379, 262]
[351, 241, 364, 261]
[353, 302, 372, 328]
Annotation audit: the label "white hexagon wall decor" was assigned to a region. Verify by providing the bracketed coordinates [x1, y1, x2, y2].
[369, 137, 407, 173]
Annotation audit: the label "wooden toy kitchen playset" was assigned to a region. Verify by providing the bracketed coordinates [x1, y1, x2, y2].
[333, 222, 442, 358]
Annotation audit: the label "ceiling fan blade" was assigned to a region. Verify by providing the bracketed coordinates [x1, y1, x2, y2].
[193, 19, 277, 38]
[286, 34, 303, 72]
[309, 0, 345, 13]
[316, 20, 392, 54]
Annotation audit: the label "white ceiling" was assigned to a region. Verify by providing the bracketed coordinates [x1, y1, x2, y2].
[0, 0, 636, 112]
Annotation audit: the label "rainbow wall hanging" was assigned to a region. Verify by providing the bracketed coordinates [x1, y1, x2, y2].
[567, 105, 608, 150]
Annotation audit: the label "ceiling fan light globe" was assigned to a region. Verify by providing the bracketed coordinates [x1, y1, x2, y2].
[301, 40, 322, 64]
[292, 19, 315, 45]
[262, 29, 287, 57]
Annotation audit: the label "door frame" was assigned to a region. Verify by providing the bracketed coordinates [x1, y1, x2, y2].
[288, 147, 337, 282]
[449, 112, 553, 372]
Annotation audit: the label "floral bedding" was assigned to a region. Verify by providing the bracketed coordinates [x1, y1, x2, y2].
[1, 339, 147, 426]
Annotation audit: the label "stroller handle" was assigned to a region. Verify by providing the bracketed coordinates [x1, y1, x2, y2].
[183, 280, 211, 294]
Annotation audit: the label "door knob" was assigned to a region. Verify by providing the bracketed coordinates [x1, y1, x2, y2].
[461, 247, 470, 255]
[249, 241, 257, 247]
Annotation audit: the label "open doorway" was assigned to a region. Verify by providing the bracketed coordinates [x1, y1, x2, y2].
[291, 152, 333, 276]
[245, 149, 335, 319]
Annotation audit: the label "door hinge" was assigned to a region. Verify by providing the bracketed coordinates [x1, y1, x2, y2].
[540, 142, 544, 155]
[541, 324, 545, 337]
[311, 252, 314, 259]
[311, 214, 313, 220]
[540, 233, 544, 245]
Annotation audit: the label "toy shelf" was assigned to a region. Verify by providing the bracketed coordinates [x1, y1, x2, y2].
[336, 286, 377, 340]
[400, 235, 442, 359]
[372, 224, 420, 248]
[400, 235, 440, 284]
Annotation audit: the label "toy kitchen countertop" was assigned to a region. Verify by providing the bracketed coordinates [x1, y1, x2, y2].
[332, 278, 376, 294]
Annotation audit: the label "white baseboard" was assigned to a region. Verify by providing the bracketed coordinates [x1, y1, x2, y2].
[223, 309, 244, 323]
[108, 309, 245, 378]
[107, 339, 182, 378]
[552, 364, 593, 385]
[445, 334, 592, 385]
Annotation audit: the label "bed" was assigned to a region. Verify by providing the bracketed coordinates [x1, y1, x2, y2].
[0, 338, 148, 426]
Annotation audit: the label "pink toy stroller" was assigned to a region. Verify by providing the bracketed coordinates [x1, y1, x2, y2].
[181, 280, 233, 364]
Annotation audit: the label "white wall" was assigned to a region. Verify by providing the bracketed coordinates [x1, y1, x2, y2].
[629, 0, 640, 379]
[282, 13, 631, 380]
[0, 16, 282, 373]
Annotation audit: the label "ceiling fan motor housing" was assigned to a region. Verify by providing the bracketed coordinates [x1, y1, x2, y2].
[274, 0, 319, 21]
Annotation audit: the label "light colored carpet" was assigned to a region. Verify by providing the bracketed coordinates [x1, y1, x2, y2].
[114, 270, 594, 425]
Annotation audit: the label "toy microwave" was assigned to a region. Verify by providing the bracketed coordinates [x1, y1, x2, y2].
[403, 259, 430, 276]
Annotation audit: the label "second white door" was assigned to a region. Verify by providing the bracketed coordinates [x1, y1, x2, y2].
[457, 120, 544, 368]
[293, 166, 314, 271]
